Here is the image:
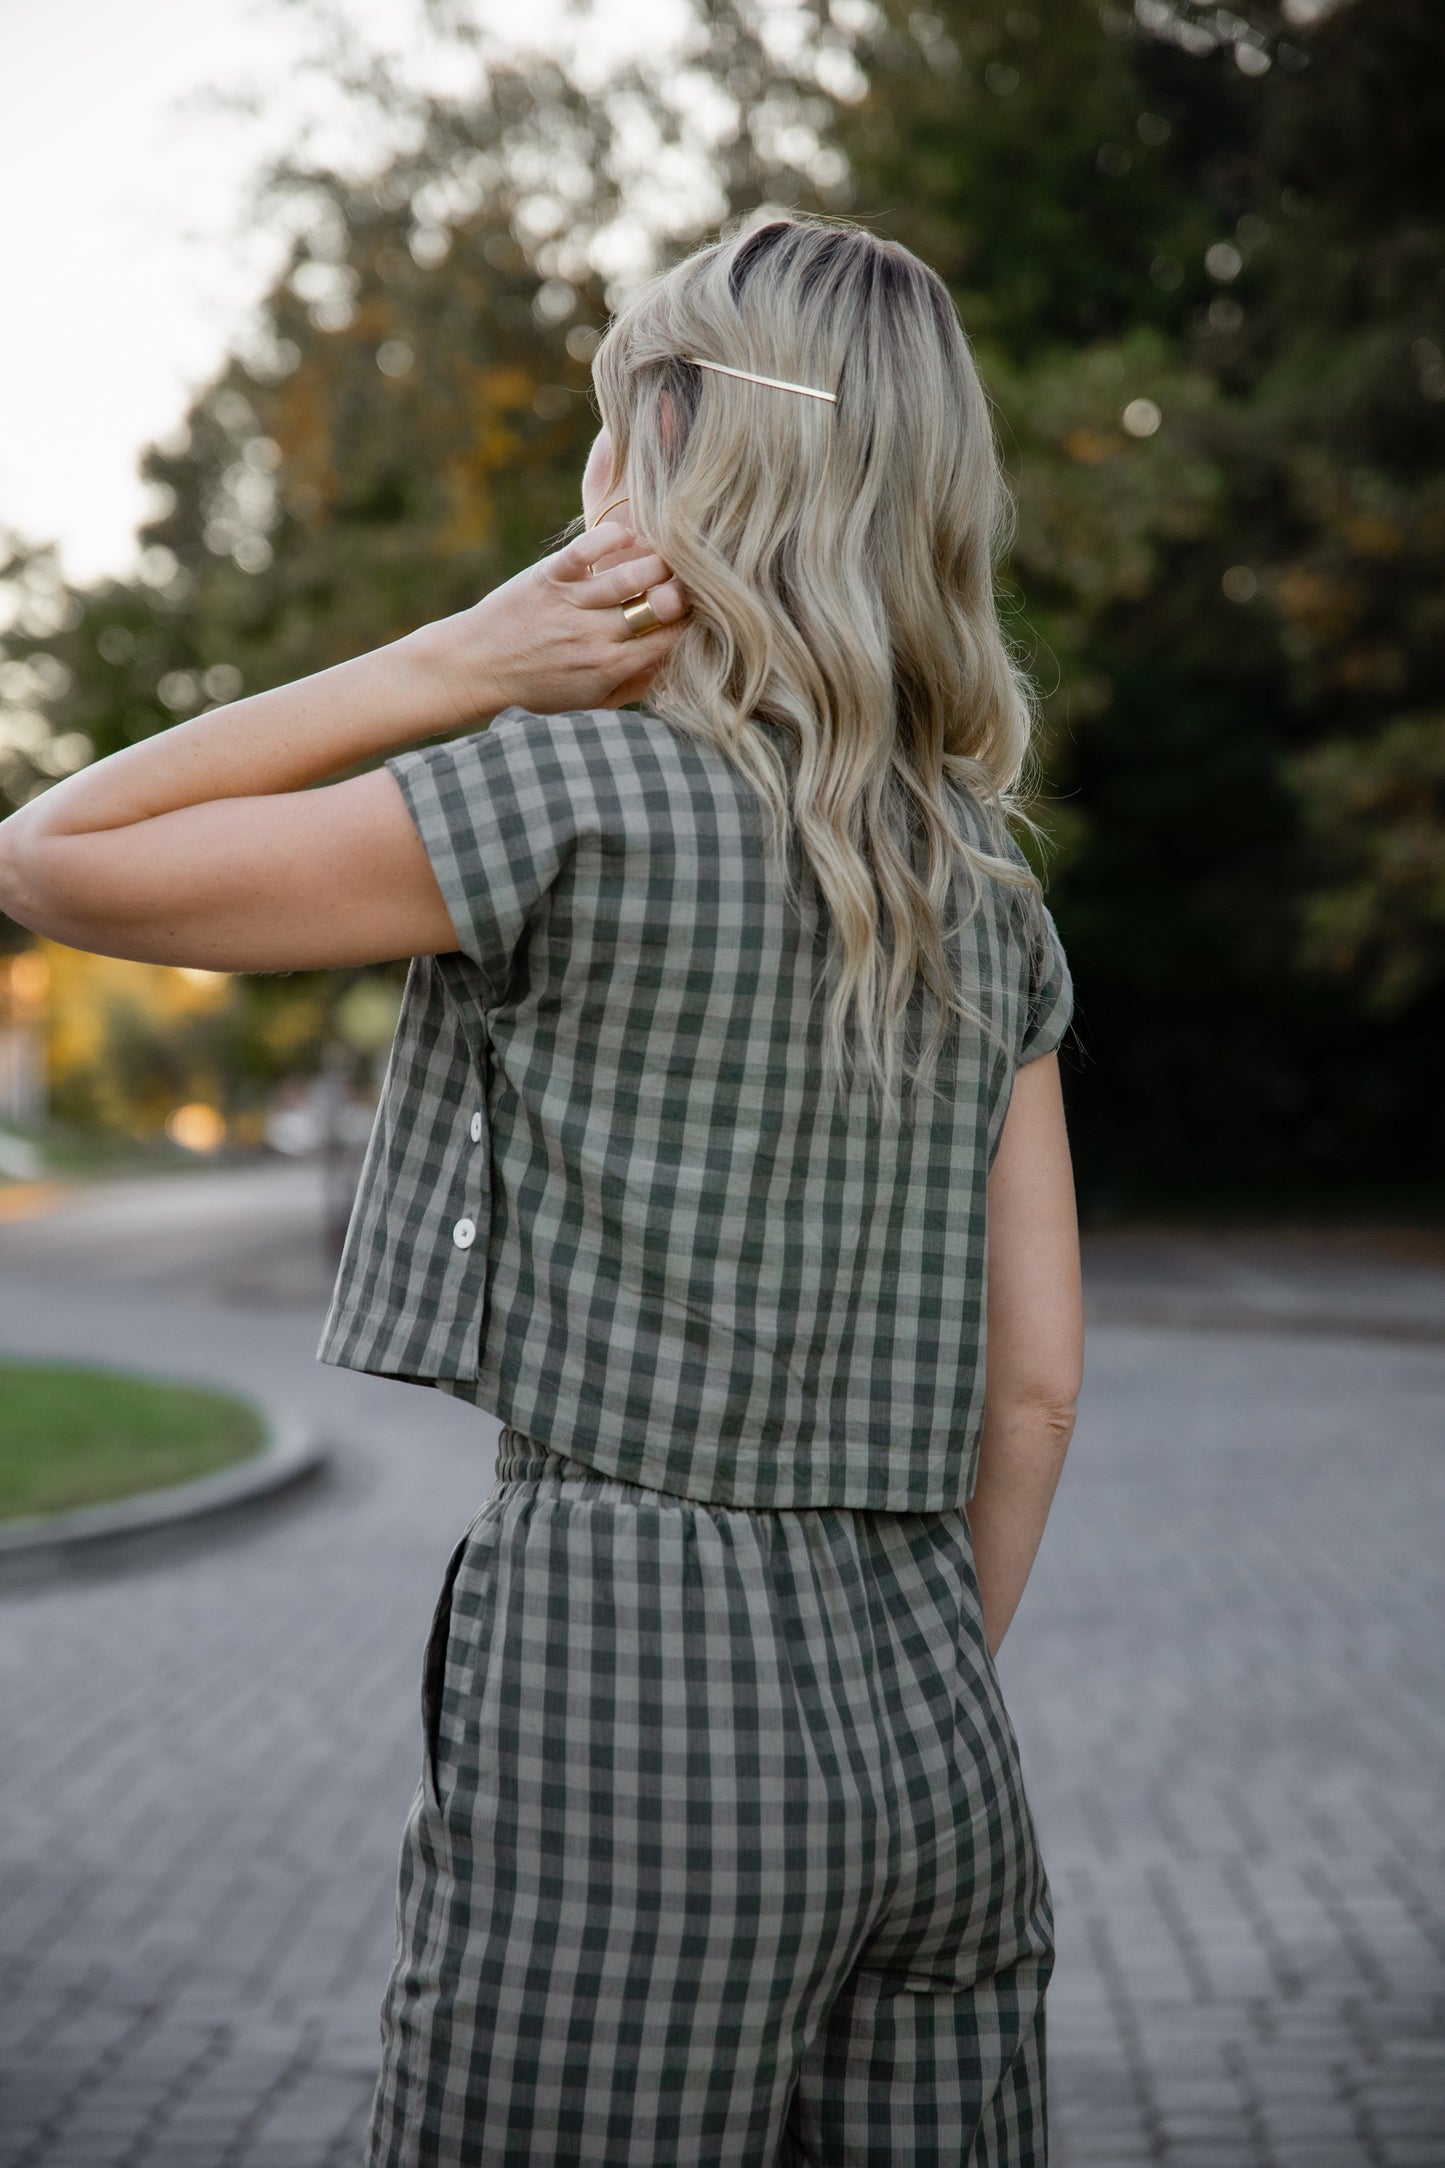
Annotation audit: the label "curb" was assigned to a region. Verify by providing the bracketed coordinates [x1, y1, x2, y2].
[1082, 1293, 1445, 1343]
[0, 1412, 329, 1568]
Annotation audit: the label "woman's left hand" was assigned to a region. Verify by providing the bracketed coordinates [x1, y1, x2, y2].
[436, 519, 690, 725]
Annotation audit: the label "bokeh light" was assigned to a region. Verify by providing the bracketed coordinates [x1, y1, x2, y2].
[165, 1100, 226, 1151]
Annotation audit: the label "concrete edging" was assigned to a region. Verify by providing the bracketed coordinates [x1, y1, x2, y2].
[0, 1411, 328, 1565]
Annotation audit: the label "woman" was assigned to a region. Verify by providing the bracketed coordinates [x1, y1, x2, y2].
[0, 216, 1082, 2164]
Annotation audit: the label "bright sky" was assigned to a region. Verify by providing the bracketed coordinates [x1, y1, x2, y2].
[0, 0, 690, 587]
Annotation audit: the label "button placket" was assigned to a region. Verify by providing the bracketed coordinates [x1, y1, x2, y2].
[452, 1104, 483, 1250]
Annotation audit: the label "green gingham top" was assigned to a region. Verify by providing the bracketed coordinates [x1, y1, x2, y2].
[316, 704, 1073, 1509]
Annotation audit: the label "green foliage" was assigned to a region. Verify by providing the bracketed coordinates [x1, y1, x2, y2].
[1, 0, 1441, 1199]
[833, 0, 1221, 355]
[1291, 712, 1445, 1013]
[0, 51, 619, 1128]
[132, 215, 602, 725]
[824, 0, 1445, 1198]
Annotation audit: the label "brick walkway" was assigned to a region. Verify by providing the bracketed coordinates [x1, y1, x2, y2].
[0, 1174, 1441, 2166]
[1013, 1326, 1445, 2168]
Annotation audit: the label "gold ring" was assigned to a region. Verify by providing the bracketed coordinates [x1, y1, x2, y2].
[620, 593, 662, 638]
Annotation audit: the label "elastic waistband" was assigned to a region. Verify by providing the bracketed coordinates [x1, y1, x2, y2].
[491, 1429, 971, 1525]
[493, 1428, 661, 1493]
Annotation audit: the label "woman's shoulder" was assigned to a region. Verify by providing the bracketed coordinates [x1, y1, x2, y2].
[480, 703, 740, 806]
[481, 702, 700, 770]
[484, 702, 677, 741]
[429, 706, 748, 864]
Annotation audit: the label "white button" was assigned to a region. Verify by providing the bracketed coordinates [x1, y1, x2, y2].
[452, 1217, 477, 1249]
[469, 1111, 483, 1143]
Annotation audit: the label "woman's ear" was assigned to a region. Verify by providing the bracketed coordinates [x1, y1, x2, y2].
[580, 427, 618, 527]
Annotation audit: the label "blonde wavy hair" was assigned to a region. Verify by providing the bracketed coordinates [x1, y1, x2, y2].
[590, 214, 1045, 1114]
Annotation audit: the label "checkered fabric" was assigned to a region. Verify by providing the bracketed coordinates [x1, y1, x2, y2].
[366, 1439, 1054, 2167]
[318, 705, 1072, 1507]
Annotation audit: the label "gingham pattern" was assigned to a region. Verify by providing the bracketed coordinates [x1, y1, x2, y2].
[318, 705, 1072, 1509]
[366, 1440, 1054, 2167]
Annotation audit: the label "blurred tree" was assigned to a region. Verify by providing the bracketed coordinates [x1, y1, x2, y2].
[1234, 0, 1445, 1026]
[816, 0, 1445, 1203]
[38, 943, 233, 1137]
[0, 10, 800, 1130]
[0, 42, 630, 1135]
[1, 0, 1440, 1204]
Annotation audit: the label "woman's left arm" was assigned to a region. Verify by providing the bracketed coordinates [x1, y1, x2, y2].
[0, 521, 683, 974]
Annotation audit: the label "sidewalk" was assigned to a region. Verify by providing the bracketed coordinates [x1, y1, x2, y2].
[1083, 1222, 1445, 1342]
[9, 1161, 1445, 1336]
[0, 1169, 1441, 2165]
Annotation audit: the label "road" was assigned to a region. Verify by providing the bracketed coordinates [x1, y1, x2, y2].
[0, 1166, 1442, 2167]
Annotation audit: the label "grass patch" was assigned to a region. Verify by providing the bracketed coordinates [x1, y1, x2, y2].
[0, 1362, 267, 1522]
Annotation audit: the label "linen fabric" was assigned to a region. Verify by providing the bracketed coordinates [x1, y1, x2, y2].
[365, 1438, 1054, 2168]
[317, 705, 1073, 1508]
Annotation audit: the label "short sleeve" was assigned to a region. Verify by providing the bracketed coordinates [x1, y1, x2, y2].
[995, 827, 1073, 1065]
[1019, 902, 1074, 1064]
[386, 707, 582, 1000]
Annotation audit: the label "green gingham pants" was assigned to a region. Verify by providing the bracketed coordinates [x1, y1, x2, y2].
[365, 1436, 1055, 2166]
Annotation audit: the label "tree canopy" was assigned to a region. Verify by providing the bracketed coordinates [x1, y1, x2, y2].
[2, 0, 1440, 1206]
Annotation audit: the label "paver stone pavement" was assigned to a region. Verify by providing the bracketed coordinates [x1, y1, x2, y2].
[0, 1167, 1441, 2167]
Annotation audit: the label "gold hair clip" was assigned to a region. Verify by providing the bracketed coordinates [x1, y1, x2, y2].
[682, 355, 837, 404]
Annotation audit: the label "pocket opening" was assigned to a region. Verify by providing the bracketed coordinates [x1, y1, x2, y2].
[420, 1530, 471, 1808]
